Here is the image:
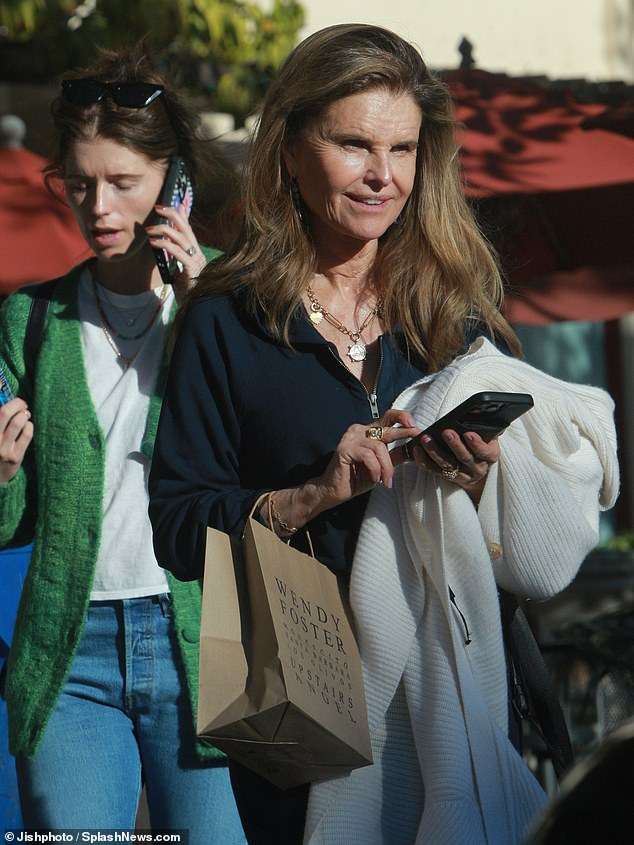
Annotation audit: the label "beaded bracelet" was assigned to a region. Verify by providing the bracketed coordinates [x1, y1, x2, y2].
[269, 492, 298, 535]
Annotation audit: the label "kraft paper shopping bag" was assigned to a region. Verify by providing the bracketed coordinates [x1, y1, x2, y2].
[198, 518, 373, 789]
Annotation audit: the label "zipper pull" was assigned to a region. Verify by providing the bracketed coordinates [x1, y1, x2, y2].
[368, 393, 380, 419]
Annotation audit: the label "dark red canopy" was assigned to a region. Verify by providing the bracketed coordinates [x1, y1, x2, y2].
[446, 69, 634, 324]
[0, 147, 90, 296]
[449, 68, 634, 196]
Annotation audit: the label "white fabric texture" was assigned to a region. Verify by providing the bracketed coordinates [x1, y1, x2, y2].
[304, 337, 619, 845]
[78, 268, 172, 600]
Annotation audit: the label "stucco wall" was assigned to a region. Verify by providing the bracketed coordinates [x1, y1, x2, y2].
[296, 0, 634, 81]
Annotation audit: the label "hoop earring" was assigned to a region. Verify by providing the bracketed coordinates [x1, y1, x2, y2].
[290, 178, 305, 223]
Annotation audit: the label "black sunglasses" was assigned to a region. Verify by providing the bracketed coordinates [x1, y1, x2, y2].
[61, 79, 164, 108]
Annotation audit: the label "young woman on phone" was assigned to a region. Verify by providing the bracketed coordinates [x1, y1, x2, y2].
[0, 48, 245, 842]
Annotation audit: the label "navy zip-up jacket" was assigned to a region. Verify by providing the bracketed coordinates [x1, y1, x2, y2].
[149, 288, 430, 580]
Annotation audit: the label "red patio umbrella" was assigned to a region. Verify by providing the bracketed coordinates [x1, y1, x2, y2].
[446, 69, 634, 325]
[0, 146, 90, 296]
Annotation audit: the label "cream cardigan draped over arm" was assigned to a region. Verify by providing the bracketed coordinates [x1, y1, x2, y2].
[304, 338, 619, 845]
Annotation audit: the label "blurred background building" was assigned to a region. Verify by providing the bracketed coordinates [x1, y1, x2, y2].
[299, 0, 634, 82]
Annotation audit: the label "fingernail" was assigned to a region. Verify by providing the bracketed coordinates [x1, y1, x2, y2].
[155, 204, 167, 211]
[421, 435, 432, 444]
[464, 432, 476, 442]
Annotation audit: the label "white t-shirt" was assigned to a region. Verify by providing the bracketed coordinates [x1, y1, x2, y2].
[78, 267, 172, 600]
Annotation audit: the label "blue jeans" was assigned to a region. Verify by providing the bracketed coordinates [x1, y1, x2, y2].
[16, 595, 246, 844]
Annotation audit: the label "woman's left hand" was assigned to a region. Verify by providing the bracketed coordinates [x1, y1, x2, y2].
[404, 428, 499, 502]
[145, 204, 207, 300]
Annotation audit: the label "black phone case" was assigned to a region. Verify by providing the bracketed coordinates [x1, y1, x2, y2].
[418, 391, 534, 455]
[153, 157, 194, 285]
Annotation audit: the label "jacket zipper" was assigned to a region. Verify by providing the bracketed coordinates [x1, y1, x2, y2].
[326, 336, 384, 419]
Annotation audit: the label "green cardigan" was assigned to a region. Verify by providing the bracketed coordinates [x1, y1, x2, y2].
[0, 258, 224, 760]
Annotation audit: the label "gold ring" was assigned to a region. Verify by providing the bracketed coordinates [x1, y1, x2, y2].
[440, 466, 459, 480]
[365, 426, 384, 441]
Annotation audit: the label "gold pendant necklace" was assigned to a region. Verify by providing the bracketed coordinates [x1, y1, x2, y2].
[305, 284, 383, 362]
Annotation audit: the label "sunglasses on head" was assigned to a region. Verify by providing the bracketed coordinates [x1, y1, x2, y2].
[61, 79, 164, 108]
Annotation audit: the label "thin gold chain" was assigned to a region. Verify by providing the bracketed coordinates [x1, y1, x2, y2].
[98, 320, 139, 370]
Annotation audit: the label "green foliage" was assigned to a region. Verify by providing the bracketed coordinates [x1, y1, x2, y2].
[0, 0, 48, 35]
[172, 0, 304, 121]
[0, 0, 304, 121]
[602, 531, 634, 553]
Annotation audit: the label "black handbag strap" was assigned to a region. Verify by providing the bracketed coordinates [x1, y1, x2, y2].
[500, 590, 574, 780]
[24, 279, 58, 389]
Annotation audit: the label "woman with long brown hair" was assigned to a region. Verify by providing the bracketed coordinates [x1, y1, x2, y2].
[148, 22, 544, 845]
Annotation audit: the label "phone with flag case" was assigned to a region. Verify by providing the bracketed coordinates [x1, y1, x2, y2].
[152, 156, 194, 285]
[0, 363, 15, 406]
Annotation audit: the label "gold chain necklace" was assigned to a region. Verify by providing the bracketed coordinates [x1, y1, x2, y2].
[92, 280, 168, 370]
[92, 278, 168, 341]
[305, 284, 383, 362]
[98, 320, 141, 370]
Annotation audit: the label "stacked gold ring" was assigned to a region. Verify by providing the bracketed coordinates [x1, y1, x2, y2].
[440, 466, 459, 480]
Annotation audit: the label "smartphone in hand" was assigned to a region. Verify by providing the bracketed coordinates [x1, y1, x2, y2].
[411, 391, 534, 457]
[152, 156, 194, 285]
[0, 362, 15, 406]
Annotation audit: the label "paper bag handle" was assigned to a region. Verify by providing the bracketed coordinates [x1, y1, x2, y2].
[248, 491, 315, 558]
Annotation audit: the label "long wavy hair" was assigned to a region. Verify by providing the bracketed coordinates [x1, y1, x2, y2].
[44, 45, 238, 245]
[186, 23, 520, 369]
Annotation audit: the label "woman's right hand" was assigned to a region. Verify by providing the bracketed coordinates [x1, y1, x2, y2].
[145, 204, 208, 303]
[270, 410, 420, 534]
[0, 398, 33, 484]
[315, 409, 420, 507]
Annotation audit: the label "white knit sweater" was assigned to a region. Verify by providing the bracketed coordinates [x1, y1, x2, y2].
[304, 338, 619, 845]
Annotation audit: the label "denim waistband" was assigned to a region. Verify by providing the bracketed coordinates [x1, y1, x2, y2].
[89, 593, 172, 614]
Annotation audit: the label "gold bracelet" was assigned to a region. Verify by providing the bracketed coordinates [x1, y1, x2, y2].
[270, 492, 298, 535]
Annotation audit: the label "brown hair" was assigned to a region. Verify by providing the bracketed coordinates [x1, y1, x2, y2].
[44, 45, 238, 245]
[186, 23, 520, 369]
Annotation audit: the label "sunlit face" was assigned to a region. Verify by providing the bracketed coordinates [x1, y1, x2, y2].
[64, 136, 167, 262]
[283, 88, 422, 252]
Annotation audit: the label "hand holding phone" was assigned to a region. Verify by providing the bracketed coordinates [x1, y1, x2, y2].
[152, 156, 194, 285]
[411, 391, 534, 458]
